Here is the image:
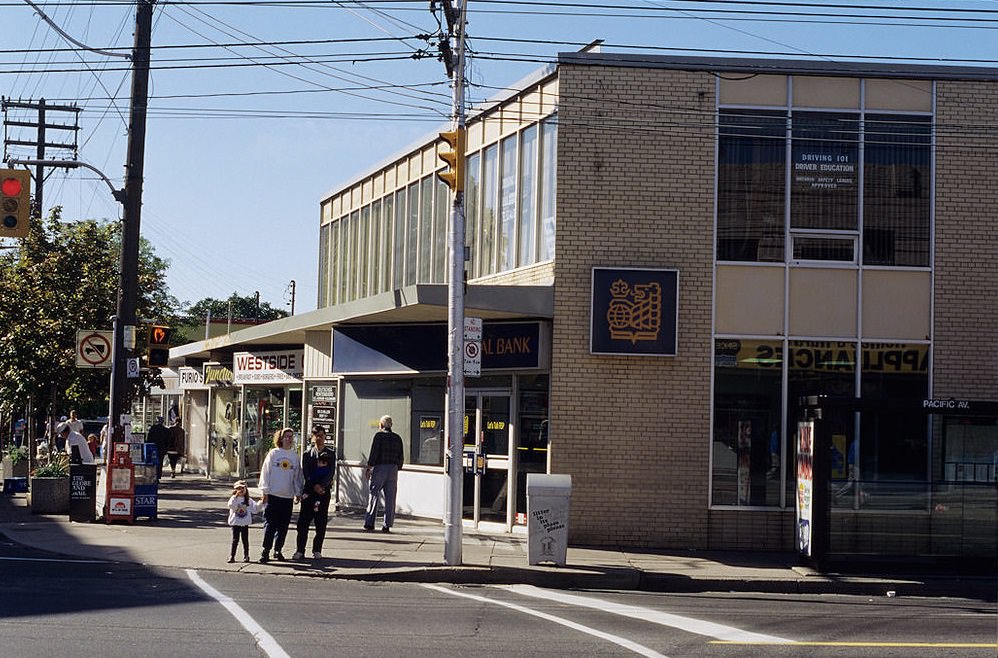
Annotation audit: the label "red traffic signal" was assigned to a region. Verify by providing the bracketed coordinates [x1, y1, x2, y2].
[0, 169, 31, 239]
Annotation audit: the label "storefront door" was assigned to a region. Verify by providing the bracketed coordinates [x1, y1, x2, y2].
[463, 391, 512, 526]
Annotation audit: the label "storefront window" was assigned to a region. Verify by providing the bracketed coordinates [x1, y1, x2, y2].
[411, 379, 446, 465]
[210, 388, 239, 478]
[712, 339, 783, 506]
[717, 110, 786, 262]
[342, 380, 412, 463]
[516, 374, 549, 520]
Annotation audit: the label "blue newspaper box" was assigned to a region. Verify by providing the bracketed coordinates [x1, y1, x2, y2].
[133, 443, 159, 520]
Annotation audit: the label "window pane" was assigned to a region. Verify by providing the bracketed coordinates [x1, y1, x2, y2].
[499, 135, 517, 272]
[329, 220, 339, 306]
[466, 151, 481, 278]
[791, 112, 859, 231]
[717, 110, 786, 262]
[518, 125, 538, 267]
[419, 177, 434, 282]
[350, 210, 360, 301]
[370, 200, 381, 294]
[863, 115, 931, 267]
[539, 117, 557, 261]
[318, 223, 329, 308]
[712, 339, 784, 506]
[792, 236, 855, 261]
[360, 205, 370, 298]
[434, 178, 448, 283]
[406, 182, 419, 285]
[381, 195, 393, 293]
[481, 144, 499, 276]
[393, 189, 406, 290]
[339, 215, 350, 303]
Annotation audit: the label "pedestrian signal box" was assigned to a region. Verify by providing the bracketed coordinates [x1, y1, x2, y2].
[0, 169, 31, 239]
[147, 325, 173, 367]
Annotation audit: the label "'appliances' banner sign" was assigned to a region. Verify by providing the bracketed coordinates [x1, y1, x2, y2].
[233, 349, 304, 385]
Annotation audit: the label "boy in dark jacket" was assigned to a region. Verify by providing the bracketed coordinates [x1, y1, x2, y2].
[293, 426, 336, 560]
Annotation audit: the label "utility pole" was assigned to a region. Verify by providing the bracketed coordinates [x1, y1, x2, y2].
[435, 0, 468, 567]
[287, 279, 296, 316]
[2, 97, 81, 218]
[108, 0, 156, 440]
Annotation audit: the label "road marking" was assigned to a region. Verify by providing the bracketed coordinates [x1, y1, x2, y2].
[186, 569, 290, 658]
[421, 583, 669, 658]
[712, 641, 997, 648]
[499, 584, 793, 644]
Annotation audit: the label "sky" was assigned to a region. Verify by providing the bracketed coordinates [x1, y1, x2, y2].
[2, 0, 997, 316]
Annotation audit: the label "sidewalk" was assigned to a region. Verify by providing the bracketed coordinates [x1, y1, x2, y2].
[0, 477, 993, 599]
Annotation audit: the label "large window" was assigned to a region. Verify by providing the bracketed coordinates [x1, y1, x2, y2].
[717, 109, 931, 267]
[480, 144, 499, 277]
[539, 117, 557, 262]
[518, 124, 538, 267]
[499, 134, 518, 272]
[717, 111, 786, 262]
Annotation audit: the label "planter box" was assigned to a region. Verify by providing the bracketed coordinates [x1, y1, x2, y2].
[29, 477, 70, 515]
[2, 457, 29, 479]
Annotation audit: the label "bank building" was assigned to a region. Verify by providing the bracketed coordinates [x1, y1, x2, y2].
[155, 52, 997, 566]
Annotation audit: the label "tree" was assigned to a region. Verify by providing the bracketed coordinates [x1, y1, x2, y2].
[0, 208, 179, 425]
[183, 293, 289, 325]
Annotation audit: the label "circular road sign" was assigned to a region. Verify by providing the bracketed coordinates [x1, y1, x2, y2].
[78, 332, 112, 367]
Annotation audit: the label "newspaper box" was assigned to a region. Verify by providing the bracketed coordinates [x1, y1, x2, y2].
[526, 474, 571, 566]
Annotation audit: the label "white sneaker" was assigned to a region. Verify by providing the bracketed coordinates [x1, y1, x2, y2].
[312, 551, 322, 559]
[291, 551, 305, 560]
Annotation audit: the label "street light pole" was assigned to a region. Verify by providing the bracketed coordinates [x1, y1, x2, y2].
[443, 0, 468, 567]
[108, 0, 155, 439]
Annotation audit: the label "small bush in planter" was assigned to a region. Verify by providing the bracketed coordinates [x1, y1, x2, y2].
[6, 445, 29, 466]
[32, 453, 69, 478]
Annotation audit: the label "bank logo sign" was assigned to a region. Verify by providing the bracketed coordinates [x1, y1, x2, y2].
[591, 267, 678, 356]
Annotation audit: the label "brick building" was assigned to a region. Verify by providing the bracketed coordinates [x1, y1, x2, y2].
[173, 53, 998, 561]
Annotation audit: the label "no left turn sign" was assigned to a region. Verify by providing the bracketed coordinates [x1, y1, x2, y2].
[76, 330, 113, 368]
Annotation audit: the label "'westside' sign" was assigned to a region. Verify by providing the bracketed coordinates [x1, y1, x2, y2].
[233, 349, 304, 385]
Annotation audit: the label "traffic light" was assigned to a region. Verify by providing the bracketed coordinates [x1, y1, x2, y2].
[147, 325, 173, 367]
[0, 169, 31, 239]
[437, 128, 465, 192]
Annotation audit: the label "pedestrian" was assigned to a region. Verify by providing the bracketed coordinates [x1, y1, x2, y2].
[86, 433, 100, 460]
[59, 424, 94, 464]
[293, 426, 336, 560]
[166, 421, 186, 478]
[364, 415, 404, 533]
[227, 480, 263, 563]
[146, 416, 171, 480]
[66, 410, 84, 434]
[258, 427, 303, 563]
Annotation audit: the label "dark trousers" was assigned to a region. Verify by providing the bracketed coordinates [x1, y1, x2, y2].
[230, 525, 249, 558]
[261, 495, 293, 554]
[296, 493, 331, 554]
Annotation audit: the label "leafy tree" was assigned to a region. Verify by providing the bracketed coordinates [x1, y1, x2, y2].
[0, 208, 179, 424]
[183, 293, 288, 325]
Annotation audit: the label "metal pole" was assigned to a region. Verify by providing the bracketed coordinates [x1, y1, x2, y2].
[443, 0, 468, 567]
[35, 99, 44, 218]
[109, 0, 155, 440]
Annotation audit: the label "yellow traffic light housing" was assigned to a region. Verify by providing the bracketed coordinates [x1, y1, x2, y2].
[0, 169, 31, 239]
[437, 128, 465, 192]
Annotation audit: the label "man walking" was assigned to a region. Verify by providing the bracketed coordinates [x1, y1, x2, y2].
[364, 415, 404, 533]
[146, 416, 170, 481]
[293, 426, 336, 560]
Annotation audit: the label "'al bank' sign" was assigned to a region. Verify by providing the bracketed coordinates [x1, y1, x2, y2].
[233, 349, 304, 385]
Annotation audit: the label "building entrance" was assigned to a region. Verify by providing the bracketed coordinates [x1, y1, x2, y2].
[463, 391, 511, 526]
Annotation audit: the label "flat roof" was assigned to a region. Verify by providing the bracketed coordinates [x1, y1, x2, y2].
[170, 283, 553, 363]
[557, 52, 998, 81]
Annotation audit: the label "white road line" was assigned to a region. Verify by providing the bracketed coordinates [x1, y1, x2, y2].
[421, 583, 669, 658]
[498, 585, 794, 644]
[186, 569, 290, 658]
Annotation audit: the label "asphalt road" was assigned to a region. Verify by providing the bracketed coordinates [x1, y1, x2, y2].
[1, 536, 994, 657]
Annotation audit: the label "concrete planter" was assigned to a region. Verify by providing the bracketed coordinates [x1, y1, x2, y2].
[2, 457, 29, 479]
[29, 477, 70, 515]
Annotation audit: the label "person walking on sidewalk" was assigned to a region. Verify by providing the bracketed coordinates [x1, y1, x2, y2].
[166, 421, 186, 478]
[258, 427, 303, 563]
[293, 426, 336, 560]
[146, 416, 170, 481]
[227, 480, 262, 563]
[364, 415, 404, 533]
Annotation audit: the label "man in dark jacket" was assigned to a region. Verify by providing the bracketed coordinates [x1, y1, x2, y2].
[364, 415, 404, 533]
[293, 426, 336, 559]
[146, 416, 171, 481]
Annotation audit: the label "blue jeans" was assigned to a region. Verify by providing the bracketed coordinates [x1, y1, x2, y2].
[261, 495, 293, 554]
[365, 465, 399, 529]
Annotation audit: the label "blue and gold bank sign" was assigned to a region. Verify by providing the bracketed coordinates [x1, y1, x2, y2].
[591, 267, 678, 356]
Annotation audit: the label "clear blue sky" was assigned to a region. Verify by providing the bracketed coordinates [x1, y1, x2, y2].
[3, 1, 996, 314]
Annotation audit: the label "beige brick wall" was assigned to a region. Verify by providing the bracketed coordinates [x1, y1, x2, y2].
[934, 82, 998, 400]
[474, 261, 554, 287]
[552, 64, 716, 548]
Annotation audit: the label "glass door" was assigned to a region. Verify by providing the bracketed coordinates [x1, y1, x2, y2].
[463, 391, 512, 525]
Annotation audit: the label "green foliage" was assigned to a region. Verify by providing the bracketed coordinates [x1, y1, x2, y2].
[0, 207, 180, 419]
[5, 445, 29, 466]
[182, 293, 288, 325]
[32, 453, 69, 478]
